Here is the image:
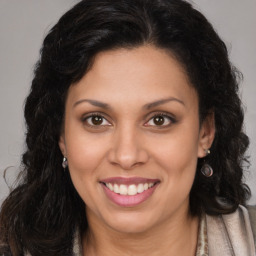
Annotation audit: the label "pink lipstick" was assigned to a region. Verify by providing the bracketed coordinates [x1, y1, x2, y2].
[100, 177, 160, 207]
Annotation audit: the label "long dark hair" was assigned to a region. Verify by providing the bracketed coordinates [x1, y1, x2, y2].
[0, 0, 250, 255]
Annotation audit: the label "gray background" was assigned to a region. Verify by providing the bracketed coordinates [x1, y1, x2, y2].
[0, 0, 255, 205]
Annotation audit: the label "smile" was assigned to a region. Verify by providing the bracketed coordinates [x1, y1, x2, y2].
[100, 177, 160, 207]
[104, 182, 155, 196]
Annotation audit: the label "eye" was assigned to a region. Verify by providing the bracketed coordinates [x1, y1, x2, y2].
[145, 113, 176, 127]
[83, 114, 111, 127]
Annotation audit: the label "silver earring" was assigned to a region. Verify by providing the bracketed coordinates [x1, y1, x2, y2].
[62, 157, 68, 169]
[201, 148, 213, 177]
[201, 163, 213, 177]
[204, 149, 210, 156]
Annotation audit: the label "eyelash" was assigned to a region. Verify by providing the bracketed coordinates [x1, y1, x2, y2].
[82, 112, 111, 129]
[145, 112, 177, 128]
[81, 112, 176, 129]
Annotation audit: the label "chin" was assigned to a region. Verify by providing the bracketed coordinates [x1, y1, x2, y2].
[103, 211, 158, 234]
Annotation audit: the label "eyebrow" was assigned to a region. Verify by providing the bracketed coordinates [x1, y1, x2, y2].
[73, 99, 111, 109]
[143, 97, 185, 109]
[73, 97, 184, 109]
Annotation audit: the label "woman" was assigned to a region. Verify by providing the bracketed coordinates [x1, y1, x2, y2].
[0, 0, 255, 255]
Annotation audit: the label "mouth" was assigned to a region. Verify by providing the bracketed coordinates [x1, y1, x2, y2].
[100, 177, 160, 207]
[102, 182, 157, 195]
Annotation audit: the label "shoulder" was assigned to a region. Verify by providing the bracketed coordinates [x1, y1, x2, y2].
[206, 205, 256, 255]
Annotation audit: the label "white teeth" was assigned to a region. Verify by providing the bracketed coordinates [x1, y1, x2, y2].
[119, 184, 128, 195]
[137, 183, 144, 193]
[127, 184, 137, 196]
[114, 184, 119, 193]
[105, 182, 156, 195]
[108, 183, 113, 191]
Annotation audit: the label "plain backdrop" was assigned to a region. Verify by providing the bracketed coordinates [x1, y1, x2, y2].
[0, 0, 255, 205]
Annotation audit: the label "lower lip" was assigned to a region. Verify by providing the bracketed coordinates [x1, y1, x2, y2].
[101, 183, 159, 207]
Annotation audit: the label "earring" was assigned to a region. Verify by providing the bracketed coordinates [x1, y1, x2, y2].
[201, 163, 213, 177]
[62, 157, 68, 169]
[204, 149, 210, 155]
[200, 148, 213, 177]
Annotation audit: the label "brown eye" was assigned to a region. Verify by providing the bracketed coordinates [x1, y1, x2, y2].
[145, 113, 176, 127]
[91, 116, 103, 125]
[84, 114, 111, 127]
[153, 116, 165, 126]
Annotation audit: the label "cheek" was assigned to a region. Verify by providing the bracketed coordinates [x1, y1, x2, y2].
[65, 131, 110, 181]
[156, 145, 198, 198]
[65, 134, 110, 206]
[159, 141, 198, 172]
[152, 129, 199, 174]
[152, 133, 199, 212]
[148, 123, 200, 206]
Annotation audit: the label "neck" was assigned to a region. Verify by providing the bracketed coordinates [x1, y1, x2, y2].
[82, 209, 199, 256]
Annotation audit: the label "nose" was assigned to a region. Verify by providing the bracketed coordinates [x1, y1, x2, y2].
[107, 126, 149, 170]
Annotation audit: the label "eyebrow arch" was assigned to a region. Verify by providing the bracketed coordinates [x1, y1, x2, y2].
[73, 97, 184, 110]
[73, 99, 111, 109]
[143, 97, 185, 109]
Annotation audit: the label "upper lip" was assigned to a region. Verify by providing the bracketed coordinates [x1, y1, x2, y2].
[100, 177, 160, 185]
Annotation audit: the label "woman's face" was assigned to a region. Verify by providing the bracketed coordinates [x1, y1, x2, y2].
[59, 46, 214, 233]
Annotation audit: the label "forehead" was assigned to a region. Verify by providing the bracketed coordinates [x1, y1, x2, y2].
[67, 46, 198, 109]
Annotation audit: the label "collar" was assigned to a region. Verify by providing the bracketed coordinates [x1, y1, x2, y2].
[196, 213, 209, 256]
[206, 205, 255, 256]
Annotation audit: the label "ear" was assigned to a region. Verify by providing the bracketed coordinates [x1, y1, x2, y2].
[59, 134, 67, 156]
[197, 112, 215, 158]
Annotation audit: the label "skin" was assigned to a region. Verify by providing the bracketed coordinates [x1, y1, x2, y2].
[59, 45, 215, 255]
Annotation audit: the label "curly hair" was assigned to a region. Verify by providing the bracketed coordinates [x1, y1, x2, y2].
[0, 0, 250, 255]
